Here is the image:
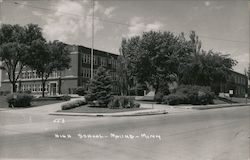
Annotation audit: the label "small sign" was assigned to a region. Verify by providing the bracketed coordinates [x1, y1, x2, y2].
[229, 90, 233, 95]
[245, 94, 248, 98]
[13, 94, 17, 99]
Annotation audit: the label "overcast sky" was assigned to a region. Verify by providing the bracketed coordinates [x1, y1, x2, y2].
[0, 0, 249, 74]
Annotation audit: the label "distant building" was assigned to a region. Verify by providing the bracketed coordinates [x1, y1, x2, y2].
[215, 70, 248, 97]
[0, 45, 119, 95]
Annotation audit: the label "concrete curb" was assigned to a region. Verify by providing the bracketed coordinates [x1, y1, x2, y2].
[49, 109, 168, 117]
[192, 103, 250, 110]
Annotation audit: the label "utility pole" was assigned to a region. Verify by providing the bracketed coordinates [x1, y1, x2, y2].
[0, 0, 3, 88]
[0, 0, 2, 25]
[91, 0, 95, 79]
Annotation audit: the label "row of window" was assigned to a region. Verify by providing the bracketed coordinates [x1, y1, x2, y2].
[235, 87, 246, 95]
[79, 84, 119, 93]
[19, 84, 49, 92]
[82, 54, 117, 68]
[14, 71, 59, 80]
[233, 75, 246, 85]
[81, 68, 117, 80]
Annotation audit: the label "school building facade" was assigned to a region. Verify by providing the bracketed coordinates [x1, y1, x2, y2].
[0, 45, 119, 95]
[215, 70, 248, 97]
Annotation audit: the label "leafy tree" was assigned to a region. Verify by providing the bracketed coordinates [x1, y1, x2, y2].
[120, 31, 191, 93]
[116, 55, 130, 95]
[86, 66, 113, 106]
[179, 31, 237, 88]
[120, 30, 237, 97]
[0, 24, 44, 92]
[26, 40, 71, 97]
[247, 63, 250, 80]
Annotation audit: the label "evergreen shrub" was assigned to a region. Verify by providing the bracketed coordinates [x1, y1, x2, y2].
[108, 96, 140, 109]
[7, 93, 33, 107]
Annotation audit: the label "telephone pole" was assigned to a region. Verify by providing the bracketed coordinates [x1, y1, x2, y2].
[91, 0, 95, 79]
[0, 0, 3, 87]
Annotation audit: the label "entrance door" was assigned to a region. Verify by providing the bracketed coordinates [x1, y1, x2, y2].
[50, 83, 57, 95]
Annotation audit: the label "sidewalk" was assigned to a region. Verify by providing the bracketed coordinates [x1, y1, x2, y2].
[50, 103, 194, 117]
[3, 99, 249, 117]
[191, 102, 250, 110]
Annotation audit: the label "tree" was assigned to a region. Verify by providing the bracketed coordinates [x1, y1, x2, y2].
[247, 63, 250, 80]
[26, 40, 71, 97]
[179, 31, 237, 88]
[116, 55, 130, 95]
[120, 31, 191, 93]
[0, 24, 44, 92]
[86, 66, 113, 106]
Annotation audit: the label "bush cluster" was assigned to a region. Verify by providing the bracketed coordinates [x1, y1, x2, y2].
[7, 93, 33, 107]
[33, 95, 71, 101]
[0, 91, 11, 96]
[75, 87, 86, 96]
[154, 92, 164, 104]
[108, 96, 140, 109]
[61, 98, 86, 110]
[161, 85, 214, 105]
[60, 95, 71, 101]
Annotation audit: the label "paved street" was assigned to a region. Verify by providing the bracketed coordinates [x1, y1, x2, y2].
[0, 105, 249, 160]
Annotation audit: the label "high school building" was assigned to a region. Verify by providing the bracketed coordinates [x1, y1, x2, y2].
[0, 45, 119, 95]
[215, 70, 248, 97]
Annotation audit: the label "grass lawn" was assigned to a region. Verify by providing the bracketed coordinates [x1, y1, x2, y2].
[0, 95, 64, 108]
[59, 104, 147, 113]
[31, 100, 64, 107]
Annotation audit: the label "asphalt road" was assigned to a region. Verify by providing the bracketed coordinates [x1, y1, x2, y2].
[0, 106, 249, 160]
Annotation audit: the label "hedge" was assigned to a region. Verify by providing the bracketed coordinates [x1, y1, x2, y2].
[108, 96, 140, 109]
[162, 85, 215, 105]
[61, 98, 86, 110]
[7, 93, 33, 107]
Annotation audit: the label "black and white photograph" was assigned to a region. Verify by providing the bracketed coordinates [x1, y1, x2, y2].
[0, 0, 249, 159]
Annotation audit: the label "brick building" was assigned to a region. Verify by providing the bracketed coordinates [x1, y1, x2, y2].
[216, 70, 248, 97]
[0, 45, 119, 95]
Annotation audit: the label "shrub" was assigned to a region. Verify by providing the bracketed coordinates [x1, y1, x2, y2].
[23, 90, 32, 94]
[162, 85, 214, 105]
[134, 103, 140, 108]
[163, 93, 187, 105]
[75, 87, 86, 96]
[61, 98, 86, 110]
[85, 67, 113, 107]
[128, 88, 136, 96]
[60, 95, 71, 101]
[7, 93, 33, 107]
[181, 85, 214, 105]
[154, 92, 164, 103]
[108, 96, 139, 109]
[0, 91, 11, 96]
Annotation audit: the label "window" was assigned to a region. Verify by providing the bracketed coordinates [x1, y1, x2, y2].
[82, 54, 91, 64]
[113, 60, 117, 68]
[93, 69, 97, 76]
[39, 84, 42, 92]
[33, 71, 37, 79]
[101, 58, 107, 66]
[28, 72, 31, 79]
[51, 71, 58, 78]
[94, 56, 98, 65]
[45, 84, 48, 92]
[83, 68, 91, 78]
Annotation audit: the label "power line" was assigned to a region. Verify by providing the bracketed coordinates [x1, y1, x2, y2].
[5, 1, 249, 44]
[9, 1, 131, 26]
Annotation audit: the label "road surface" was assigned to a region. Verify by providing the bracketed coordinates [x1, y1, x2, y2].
[0, 106, 249, 160]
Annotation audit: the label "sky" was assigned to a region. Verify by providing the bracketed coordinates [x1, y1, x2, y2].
[0, 0, 249, 74]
